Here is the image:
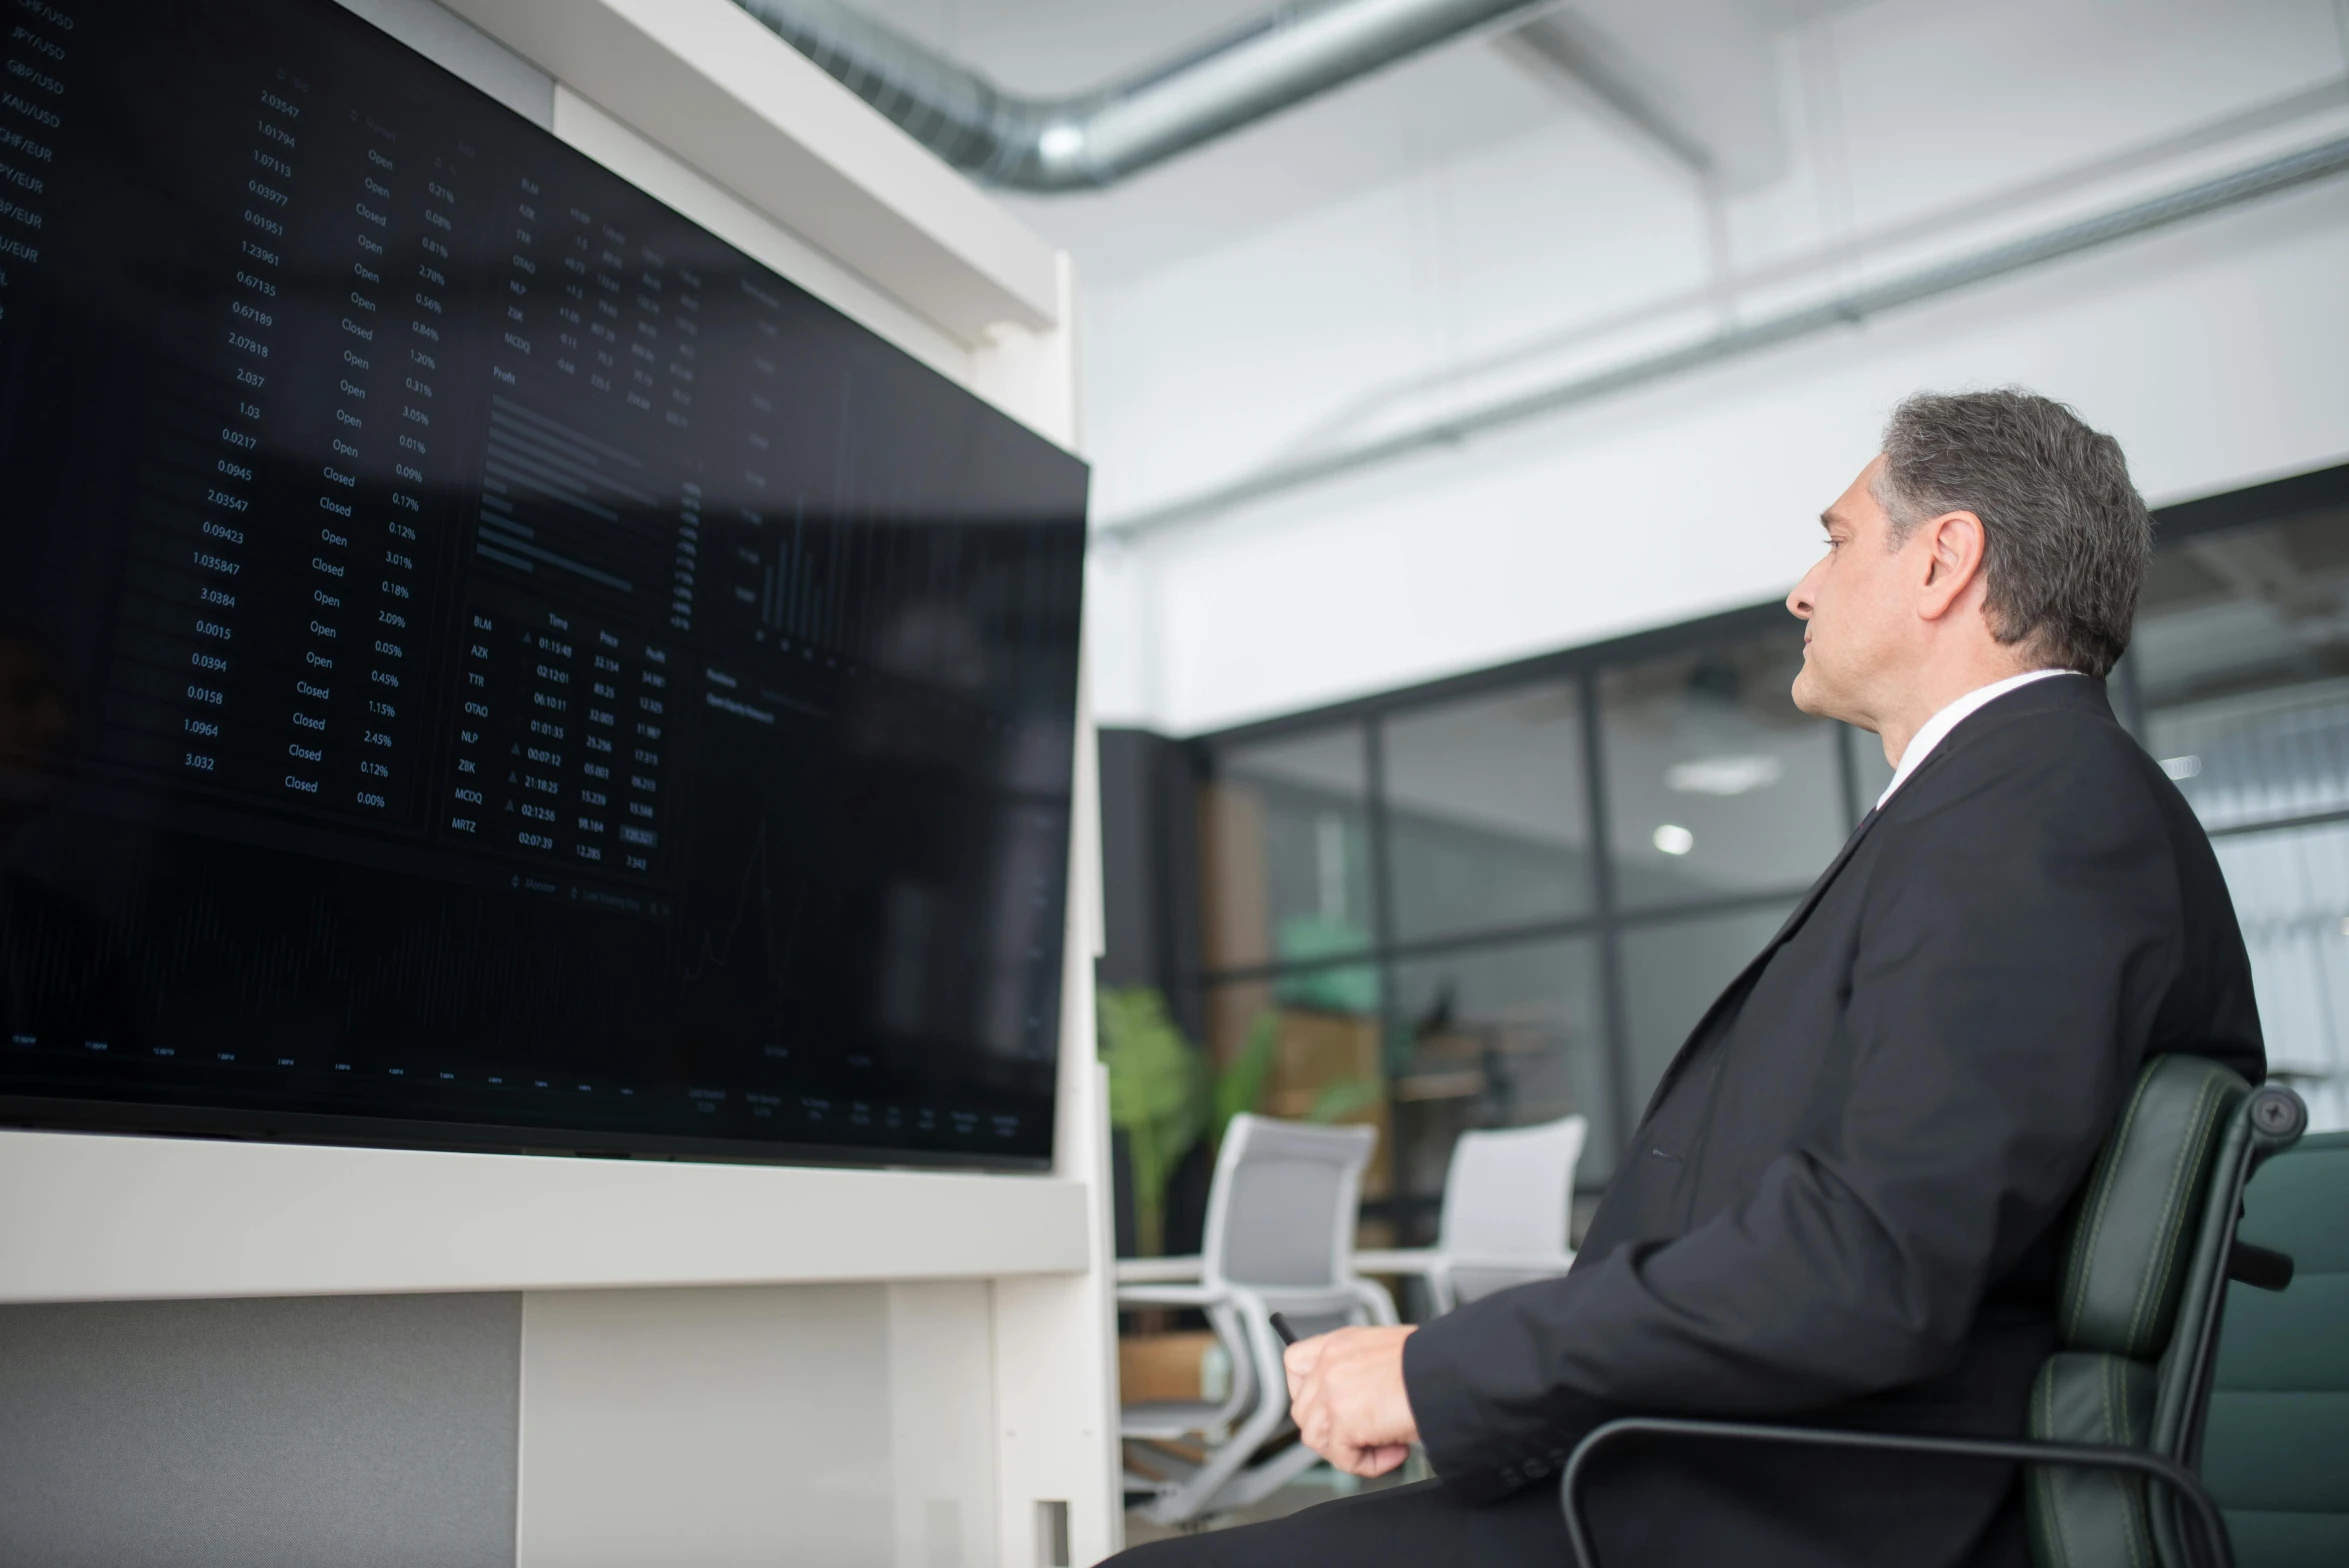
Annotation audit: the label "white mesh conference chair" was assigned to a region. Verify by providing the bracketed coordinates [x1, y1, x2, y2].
[1114, 1114, 1399, 1526]
[1353, 1113, 1586, 1316]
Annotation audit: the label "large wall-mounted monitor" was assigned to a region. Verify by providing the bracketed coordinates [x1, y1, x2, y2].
[0, 0, 1088, 1169]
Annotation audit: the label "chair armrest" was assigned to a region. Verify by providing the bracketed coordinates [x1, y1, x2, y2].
[1350, 1248, 1445, 1278]
[1441, 1250, 1574, 1274]
[1115, 1255, 1206, 1285]
[1558, 1417, 2232, 1568]
[2227, 1241, 2294, 1292]
[1114, 1283, 1228, 1310]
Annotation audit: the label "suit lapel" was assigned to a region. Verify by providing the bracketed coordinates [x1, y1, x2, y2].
[1761, 803, 1882, 950]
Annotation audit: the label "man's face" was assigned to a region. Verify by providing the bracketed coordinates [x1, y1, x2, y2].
[1787, 455, 1914, 729]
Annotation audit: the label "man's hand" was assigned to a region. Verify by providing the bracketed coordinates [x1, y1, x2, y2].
[1283, 1324, 1419, 1478]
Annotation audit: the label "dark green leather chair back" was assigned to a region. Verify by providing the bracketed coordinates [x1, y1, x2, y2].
[2202, 1130, 2349, 1565]
[1555, 1055, 2305, 1568]
[2028, 1055, 2304, 1568]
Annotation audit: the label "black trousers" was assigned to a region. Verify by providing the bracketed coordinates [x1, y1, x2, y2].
[1107, 1480, 1567, 1568]
[1104, 1457, 2025, 1568]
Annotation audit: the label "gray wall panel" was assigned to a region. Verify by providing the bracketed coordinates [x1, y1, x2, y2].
[0, 1293, 521, 1568]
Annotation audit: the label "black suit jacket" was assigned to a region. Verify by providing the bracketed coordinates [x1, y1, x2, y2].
[1402, 675, 2265, 1567]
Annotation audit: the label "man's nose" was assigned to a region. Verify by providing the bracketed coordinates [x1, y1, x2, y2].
[1786, 578, 1814, 620]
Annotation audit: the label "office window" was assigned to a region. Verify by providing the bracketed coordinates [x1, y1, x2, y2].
[1198, 725, 1379, 978]
[1388, 938, 1606, 1226]
[1198, 971, 1391, 1219]
[1616, 904, 1795, 1125]
[2134, 508, 2349, 1132]
[1383, 683, 1594, 944]
[1598, 635, 1849, 912]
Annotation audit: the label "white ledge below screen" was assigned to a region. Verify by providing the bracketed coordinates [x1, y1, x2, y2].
[0, 1129, 1091, 1303]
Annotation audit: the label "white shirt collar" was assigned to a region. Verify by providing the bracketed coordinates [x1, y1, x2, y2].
[1875, 668, 2080, 810]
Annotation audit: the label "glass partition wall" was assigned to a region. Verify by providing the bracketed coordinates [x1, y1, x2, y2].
[2130, 486, 2349, 1135]
[1191, 607, 1875, 1245]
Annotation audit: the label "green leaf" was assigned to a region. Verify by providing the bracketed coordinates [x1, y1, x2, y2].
[1308, 1077, 1383, 1124]
[1097, 986, 1208, 1256]
[1211, 1008, 1278, 1150]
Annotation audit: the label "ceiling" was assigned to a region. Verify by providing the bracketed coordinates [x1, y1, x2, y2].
[841, 0, 1872, 281]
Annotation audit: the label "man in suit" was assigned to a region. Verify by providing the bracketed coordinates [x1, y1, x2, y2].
[1111, 389, 2263, 1566]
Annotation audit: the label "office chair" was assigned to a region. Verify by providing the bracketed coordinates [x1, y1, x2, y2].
[1115, 1114, 1399, 1526]
[1354, 1114, 1586, 1315]
[1559, 1053, 2308, 1568]
[2202, 1129, 2349, 1563]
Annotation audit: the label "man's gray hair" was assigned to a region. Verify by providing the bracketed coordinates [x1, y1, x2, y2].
[1876, 389, 2151, 679]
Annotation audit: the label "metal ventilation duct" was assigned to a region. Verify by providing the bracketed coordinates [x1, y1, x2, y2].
[732, 0, 1557, 191]
[1096, 131, 2349, 537]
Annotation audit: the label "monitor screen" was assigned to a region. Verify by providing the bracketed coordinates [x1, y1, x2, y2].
[0, 0, 1088, 1168]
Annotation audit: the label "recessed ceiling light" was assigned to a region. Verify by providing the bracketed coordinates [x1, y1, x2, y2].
[2160, 755, 2202, 780]
[1667, 755, 1784, 796]
[1653, 823, 1695, 856]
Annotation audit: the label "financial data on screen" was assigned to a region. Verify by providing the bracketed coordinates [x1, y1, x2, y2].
[0, 0, 1088, 1166]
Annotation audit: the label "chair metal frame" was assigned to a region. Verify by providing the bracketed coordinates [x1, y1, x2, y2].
[1558, 1080, 2310, 1568]
[1562, 1421, 2235, 1568]
[1115, 1114, 1399, 1526]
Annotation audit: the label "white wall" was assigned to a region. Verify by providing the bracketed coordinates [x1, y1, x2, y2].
[1071, 0, 2349, 733]
[0, 1294, 522, 1568]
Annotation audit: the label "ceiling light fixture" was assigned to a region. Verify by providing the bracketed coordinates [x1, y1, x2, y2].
[1666, 755, 1784, 796]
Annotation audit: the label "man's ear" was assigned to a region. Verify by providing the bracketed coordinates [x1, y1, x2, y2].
[1915, 509, 1987, 623]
